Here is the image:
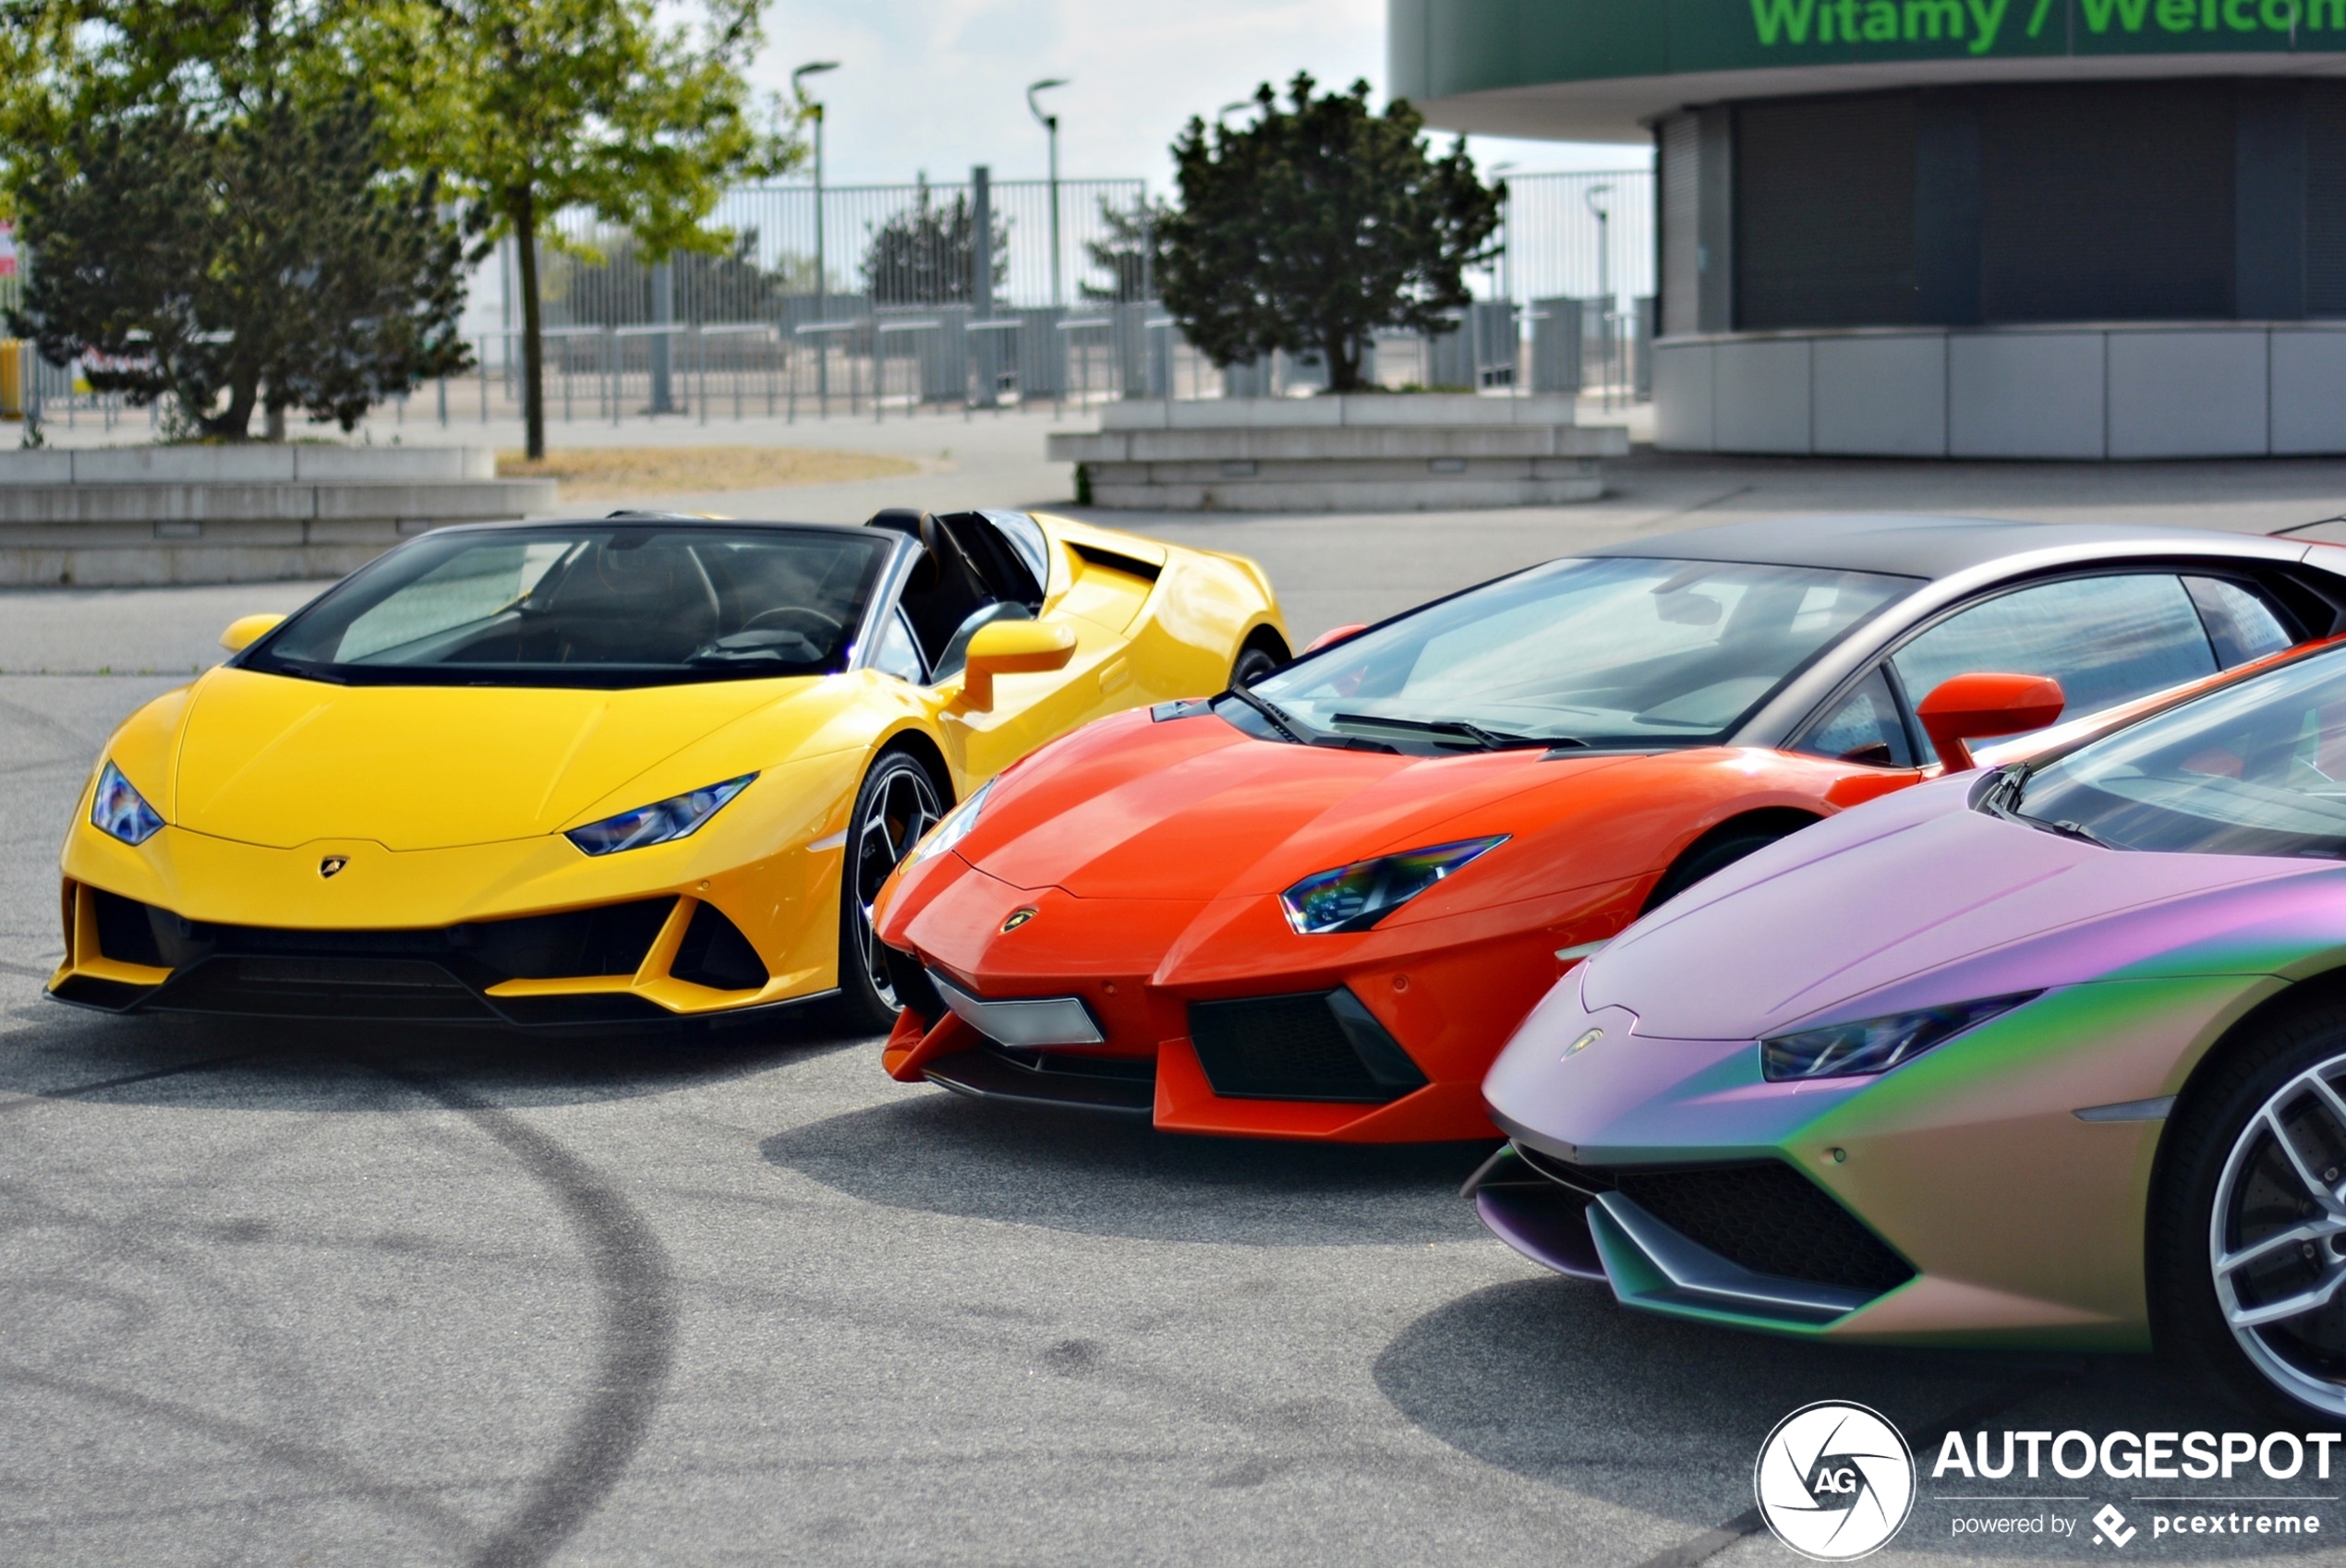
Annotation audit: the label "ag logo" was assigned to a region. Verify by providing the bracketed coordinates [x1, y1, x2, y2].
[318, 855, 349, 879]
[1754, 1401, 1915, 1561]
[999, 907, 1037, 933]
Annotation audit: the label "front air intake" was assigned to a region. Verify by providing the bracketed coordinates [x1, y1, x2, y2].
[669, 902, 768, 991]
[1186, 989, 1428, 1103]
[1613, 1162, 1915, 1297]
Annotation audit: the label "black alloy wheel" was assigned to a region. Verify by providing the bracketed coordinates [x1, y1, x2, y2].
[1231, 642, 1284, 689]
[2155, 998, 2346, 1418]
[837, 750, 944, 1032]
[1642, 823, 1799, 912]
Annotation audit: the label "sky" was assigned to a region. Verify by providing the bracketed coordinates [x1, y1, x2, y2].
[752, 0, 1651, 194]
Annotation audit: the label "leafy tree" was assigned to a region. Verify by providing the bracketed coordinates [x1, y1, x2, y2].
[5, 2, 467, 438]
[1161, 74, 1502, 393]
[1079, 194, 1171, 304]
[862, 184, 1010, 307]
[362, 0, 798, 458]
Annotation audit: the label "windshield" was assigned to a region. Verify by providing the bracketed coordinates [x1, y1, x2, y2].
[248, 524, 892, 688]
[2008, 645, 2346, 860]
[1238, 557, 1914, 751]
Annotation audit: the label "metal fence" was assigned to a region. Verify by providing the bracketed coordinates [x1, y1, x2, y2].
[2, 165, 1659, 436]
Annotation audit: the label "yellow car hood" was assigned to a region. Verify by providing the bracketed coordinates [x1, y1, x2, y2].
[172, 669, 819, 850]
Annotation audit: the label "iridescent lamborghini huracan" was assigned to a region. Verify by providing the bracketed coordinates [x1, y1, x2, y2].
[47, 509, 1286, 1031]
[1472, 633, 2346, 1417]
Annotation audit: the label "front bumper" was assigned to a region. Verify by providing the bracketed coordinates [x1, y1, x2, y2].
[50, 878, 816, 1026]
[877, 856, 1630, 1142]
[1473, 969, 2289, 1350]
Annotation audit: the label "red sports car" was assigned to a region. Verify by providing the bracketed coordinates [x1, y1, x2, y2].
[871, 515, 2346, 1141]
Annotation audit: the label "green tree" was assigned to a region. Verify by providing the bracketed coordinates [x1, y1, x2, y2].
[364, 0, 799, 458]
[5, 2, 468, 438]
[862, 184, 1009, 307]
[1161, 74, 1502, 393]
[1079, 194, 1171, 304]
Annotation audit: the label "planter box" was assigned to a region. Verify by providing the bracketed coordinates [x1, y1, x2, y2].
[1047, 396, 1626, 512]
[0, 445, 553, 587]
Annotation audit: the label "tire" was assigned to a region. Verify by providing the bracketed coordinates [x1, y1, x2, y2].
[833, 749, 945, 1034]
[2152, 998, 2346, 1419]
[1231, 641, 1284, 689]
[1642, 823, 1799, 912]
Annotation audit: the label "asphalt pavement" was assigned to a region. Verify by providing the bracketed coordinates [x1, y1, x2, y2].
[4, 467, 2344, 1565]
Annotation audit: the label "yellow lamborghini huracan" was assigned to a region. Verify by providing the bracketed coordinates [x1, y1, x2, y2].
[48, 508, 1288, 1031]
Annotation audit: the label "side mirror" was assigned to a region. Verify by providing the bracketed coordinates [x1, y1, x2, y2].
[956, 621, 1077, 712]
[1916, 672, 2065, 773]
[219, 613, 285, 654]
[1305, 622, 1369, 655]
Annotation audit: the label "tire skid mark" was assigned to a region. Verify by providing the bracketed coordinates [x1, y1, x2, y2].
[0, 1054, 253, 1116]
[381, 1068, 677, 1568]
[0, 1362, 478, 1546]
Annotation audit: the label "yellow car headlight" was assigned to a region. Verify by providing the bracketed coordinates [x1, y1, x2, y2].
[566, 774, 756, 856]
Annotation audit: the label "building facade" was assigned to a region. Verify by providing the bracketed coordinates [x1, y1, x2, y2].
[1393, 0, 2346, 457]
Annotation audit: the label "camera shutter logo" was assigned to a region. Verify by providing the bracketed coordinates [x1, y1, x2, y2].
[1754, 1401, 1915, 1560]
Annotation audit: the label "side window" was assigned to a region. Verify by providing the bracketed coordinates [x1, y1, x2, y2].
[979, 511, 1052, 600]
[870, 608, 926, 683]
[2184, 576, 2294, 668]
[1891, 575, 2218, 751]
[1794, 668, 1916, 768]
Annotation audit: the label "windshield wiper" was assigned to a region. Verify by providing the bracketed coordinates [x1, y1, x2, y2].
[1328, 712, 1569, 752]
[2015, 811, 2115, 849]
[1225, 684, 1310, 745]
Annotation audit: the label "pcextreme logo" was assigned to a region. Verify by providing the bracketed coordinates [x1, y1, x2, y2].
[1755, 1402, 1917, 1561]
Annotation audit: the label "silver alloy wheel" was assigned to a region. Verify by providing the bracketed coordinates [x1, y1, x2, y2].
[852, 759, 940, 1009]
[2210, 1052, 2346, 1415]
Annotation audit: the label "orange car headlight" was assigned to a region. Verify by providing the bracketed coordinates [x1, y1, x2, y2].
[1279, 836, 1506, 935]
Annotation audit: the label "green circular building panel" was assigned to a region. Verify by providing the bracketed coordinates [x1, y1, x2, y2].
[1393, 0, 2346, 139]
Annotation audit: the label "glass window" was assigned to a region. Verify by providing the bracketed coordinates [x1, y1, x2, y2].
[979, 511, 1052, 597]
[1893, 575, 2218, 754]
[2184, 576, 2294, 668]
[251, 524, 891, 688]
[2004, 645, 2346, 859]
[1796, 669, 1916, 768]
[870, 609, 926, 683]
[1239, 557, 1914, 752]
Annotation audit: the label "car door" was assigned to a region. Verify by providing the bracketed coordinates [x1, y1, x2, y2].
[917, 513, 1135, 783]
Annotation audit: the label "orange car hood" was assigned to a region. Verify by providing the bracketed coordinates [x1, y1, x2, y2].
[970, 708, 1643, 899]
[170, 667, 815, 850]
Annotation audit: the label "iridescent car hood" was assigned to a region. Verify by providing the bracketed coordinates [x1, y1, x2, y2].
[1578, 775, 2332, 1041]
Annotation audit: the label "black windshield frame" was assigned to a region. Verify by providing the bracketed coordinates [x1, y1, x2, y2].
[239, 521, 901, 690]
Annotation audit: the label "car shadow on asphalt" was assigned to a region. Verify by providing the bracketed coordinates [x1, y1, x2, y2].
[759, 1089, 1500, 1246]
[0, 995, 877, 1112]
[1376, 1275, 2329, 1553]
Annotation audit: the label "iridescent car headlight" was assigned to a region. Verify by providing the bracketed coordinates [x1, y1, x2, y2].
[904, 778, 993, 869]
[91, 760, 165, 846]
[1279, 836, 1506, 935]
[565, 774, 755, 856]
[1760, 992, 2041, 1081]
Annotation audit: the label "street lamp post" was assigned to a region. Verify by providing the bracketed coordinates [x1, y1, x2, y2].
[1585, 183, 1614, 404]
[1028, 78, 1069, 309]
[793, 60, 840, 406]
